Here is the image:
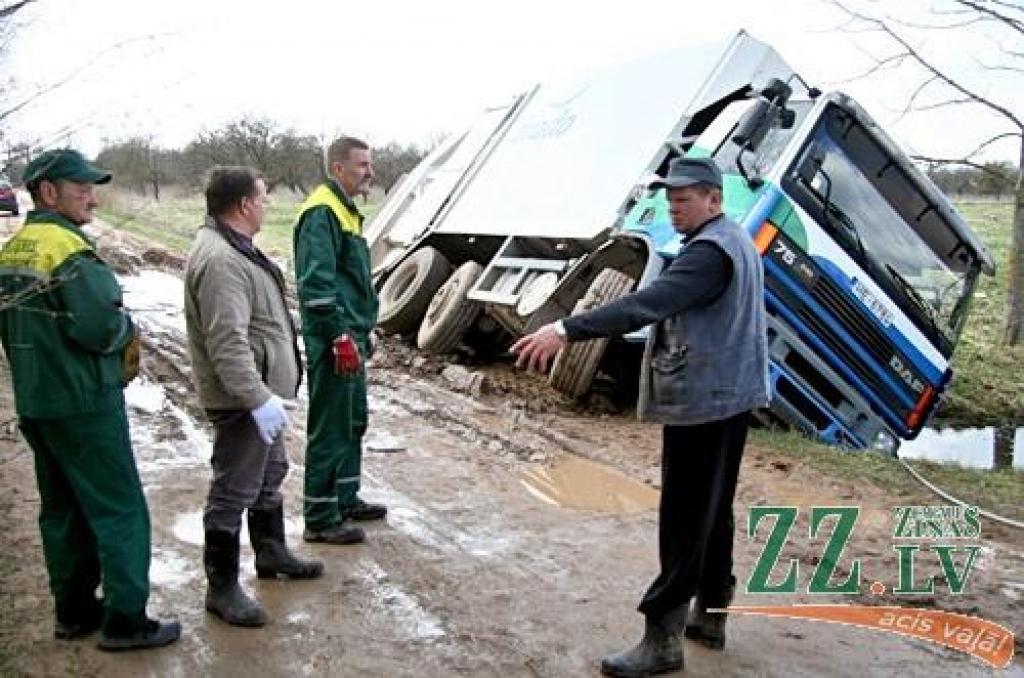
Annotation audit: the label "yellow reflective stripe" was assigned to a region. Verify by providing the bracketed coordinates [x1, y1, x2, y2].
[298, 184, 362, 236]
[0, 222, 91, 276]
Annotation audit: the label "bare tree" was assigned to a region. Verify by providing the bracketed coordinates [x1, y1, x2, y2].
[95, 137, 180, 200]
[373, 142, 427, 194]
[829, 0, 1024, 344]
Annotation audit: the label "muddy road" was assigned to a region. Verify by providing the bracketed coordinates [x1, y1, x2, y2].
[0, 221, 1020, 677]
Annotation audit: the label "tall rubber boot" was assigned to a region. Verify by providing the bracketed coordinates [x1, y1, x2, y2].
[600, 617, 683, 677]
[248, 505, 324, 580]
[684, 576, 735, 650]
[204, 530, 266, 627]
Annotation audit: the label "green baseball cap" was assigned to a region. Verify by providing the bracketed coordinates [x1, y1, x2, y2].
[22, 149, 112, 187]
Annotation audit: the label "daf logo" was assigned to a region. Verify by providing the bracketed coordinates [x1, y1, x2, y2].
[890, 355, 925, 394]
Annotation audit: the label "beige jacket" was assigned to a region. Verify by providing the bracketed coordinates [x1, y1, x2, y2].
[185, 221, 301, 410]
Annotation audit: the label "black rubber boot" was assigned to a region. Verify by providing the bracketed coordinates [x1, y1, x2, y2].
[248, 505, 324, 580]
[204, 529, 267, 627]
[341, 497, 387, 522]
[684, 577, 735, 650]
[600, 617, 683, 677]
[55, 594, 104, 640]
[303, 522, 365, 545]
[97, 611, 180, 651]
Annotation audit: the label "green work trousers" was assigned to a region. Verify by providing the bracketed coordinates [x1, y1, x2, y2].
[19, 404, 151, 623]
[303, 334, 368, 530]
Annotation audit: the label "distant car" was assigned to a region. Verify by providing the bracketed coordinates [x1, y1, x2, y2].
[0, 180, 18, 216]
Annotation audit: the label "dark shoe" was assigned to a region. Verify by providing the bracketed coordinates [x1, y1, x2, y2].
[248, 505, 324, 579]
[600, 619, 683, 677]
[684, 577, 735, 650]
[341, 498, 387, 522]
[55, 596, 104, 640]
[303, 523, 365, 545]
[204, 529, 267, 627]
[98, 615, 180, 651]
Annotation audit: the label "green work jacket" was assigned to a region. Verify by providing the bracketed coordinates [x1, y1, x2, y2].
[293, 181, 378, 342]
[0, 211, 134, 418]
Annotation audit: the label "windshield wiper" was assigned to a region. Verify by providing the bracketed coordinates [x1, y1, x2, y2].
[886, 264, 941, 336]
[795, 166, 865, 259]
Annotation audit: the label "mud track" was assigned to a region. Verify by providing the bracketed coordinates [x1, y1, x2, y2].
[0, 220, 1020, 677]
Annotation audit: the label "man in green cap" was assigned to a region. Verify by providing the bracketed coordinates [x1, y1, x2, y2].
[294, 136, 385, 545]
[0, 148, 180, 650]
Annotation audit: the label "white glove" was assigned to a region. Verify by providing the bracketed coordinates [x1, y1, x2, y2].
[251, 395, 288, 445]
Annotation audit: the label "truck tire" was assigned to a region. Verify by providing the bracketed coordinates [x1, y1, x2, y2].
[549, 268, 635, 398]
[417, 261, 483, 353]
[377, 247, 452, 335]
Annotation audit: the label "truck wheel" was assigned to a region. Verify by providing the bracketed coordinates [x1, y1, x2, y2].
[417, 261, 483, 353]
[549, 268, 635, 398]
[377, 246, 452, 335]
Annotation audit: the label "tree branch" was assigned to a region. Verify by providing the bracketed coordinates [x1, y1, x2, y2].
[0, 0, 34, 20]
[913, 96, 977, 111]
[902, 74, 942, 115]
[0, 32, 175, 123]
[987, 0, 1024, 15]
[828, 0, 1024, 131]
[954, 0, 1024, 35]
[963, 131, 1023, 158]
[912, 155, 997, 175]
[980, 63, 1024, 73]
[831, 51, 907, 84]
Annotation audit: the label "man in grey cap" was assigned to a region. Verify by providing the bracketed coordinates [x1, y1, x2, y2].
[514, 156, 768, 676]
[0, 148, 180, 650]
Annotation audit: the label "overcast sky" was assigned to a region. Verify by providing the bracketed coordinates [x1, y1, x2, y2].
[4, 0, 1021, 163]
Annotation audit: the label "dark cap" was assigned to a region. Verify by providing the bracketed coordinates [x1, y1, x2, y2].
[649, 156, 722, 190]
[22, 149, 112, 187]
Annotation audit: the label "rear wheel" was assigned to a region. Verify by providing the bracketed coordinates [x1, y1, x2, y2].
[417, 261, 483, 353]
[548, 268, 635, 398]
[377, 247, 452, 335]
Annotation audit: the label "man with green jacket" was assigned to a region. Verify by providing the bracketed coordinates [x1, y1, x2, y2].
[294, 136, 385, 545]
[0, 149, 179, 650]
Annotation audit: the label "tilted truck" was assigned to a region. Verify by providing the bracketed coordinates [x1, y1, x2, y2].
[365, 31, 995, 453]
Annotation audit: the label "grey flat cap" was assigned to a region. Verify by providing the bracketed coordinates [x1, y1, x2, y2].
[649, 156, 722, 190]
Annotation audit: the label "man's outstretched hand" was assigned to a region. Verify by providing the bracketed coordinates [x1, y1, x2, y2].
[512, 322, 567, 373]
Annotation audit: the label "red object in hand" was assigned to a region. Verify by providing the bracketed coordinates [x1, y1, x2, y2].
[332, 333, 361, 375]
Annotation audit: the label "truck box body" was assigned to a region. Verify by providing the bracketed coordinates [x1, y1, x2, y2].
[368, 31, 994, 452]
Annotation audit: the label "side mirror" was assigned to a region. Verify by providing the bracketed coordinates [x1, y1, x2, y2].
[731, 99, 773, 153]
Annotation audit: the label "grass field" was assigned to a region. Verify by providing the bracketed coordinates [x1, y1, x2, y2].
[939, 201, 1024, 425]
[97, 187, 380, 272]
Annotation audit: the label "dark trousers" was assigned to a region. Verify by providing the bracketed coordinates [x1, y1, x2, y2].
[20, 406, 151, 621]
[203, 409, 288, 535]
[638, 411, 749, 622]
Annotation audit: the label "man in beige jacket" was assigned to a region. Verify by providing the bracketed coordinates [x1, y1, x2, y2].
[185, 166, 323, 628]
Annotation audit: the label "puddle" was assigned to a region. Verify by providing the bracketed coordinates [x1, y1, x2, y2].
[132, 397, 211, 473]
[364, 430, 406, 453]
[172, 510, 205, 546]
[899, 426, 1023, 471]
[150, 547, 198, 589]
[520, 457, 659, 513]
[365, 478, 515, 559]
[360, 560, 445, 641]
[125, 377, 167, 414]
[119, 270, 187, 336]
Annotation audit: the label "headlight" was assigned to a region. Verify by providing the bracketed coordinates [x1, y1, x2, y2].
[870, 430, 898, 456]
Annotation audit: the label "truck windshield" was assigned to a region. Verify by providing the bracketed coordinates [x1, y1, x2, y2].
[784, 103, 979, 354]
